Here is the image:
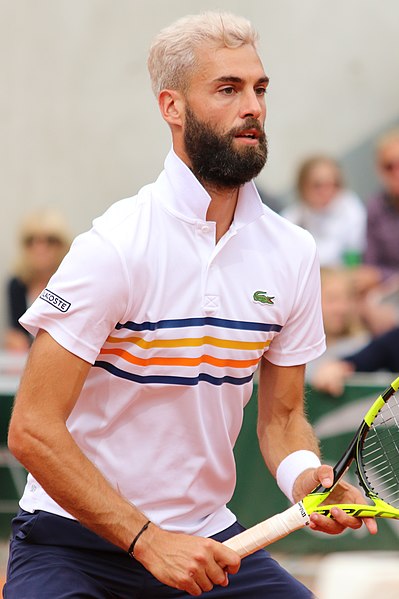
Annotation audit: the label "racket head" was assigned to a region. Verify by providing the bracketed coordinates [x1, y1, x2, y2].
[356, 377, 399, 513]
[303, 376, 399, 519]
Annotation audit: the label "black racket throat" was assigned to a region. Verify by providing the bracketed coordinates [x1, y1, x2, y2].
[311, 420, 369, 496]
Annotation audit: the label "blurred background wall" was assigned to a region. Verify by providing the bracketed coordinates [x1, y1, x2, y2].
[1, 0, 399, 335]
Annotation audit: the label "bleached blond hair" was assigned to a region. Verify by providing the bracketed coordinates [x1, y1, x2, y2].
[147, 12, 259, 97]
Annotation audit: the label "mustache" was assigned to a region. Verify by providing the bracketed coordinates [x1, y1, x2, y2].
[229, 118, 265, 139]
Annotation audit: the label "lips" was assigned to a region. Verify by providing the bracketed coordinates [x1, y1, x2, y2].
[235, 128, 261, 140]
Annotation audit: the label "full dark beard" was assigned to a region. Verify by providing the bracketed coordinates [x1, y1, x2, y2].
[183, 105, 268, 188]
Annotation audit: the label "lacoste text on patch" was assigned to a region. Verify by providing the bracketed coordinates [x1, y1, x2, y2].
[40, 289, 71, 312]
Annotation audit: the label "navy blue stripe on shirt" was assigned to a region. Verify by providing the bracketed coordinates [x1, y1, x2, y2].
[115, 317, 282, 333]
[93, 360, 255, 386]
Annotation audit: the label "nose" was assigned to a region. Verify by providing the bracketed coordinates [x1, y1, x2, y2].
[239, 88, 264, 120]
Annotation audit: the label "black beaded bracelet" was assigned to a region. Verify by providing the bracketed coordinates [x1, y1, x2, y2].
[128, 520, 151, 557]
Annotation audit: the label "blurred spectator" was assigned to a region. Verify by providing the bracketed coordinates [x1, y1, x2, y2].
[360, 128, 399, 285]
[311, 326, 399, 397]
[352, 129, 399, 334]
[281, 155, 366, 266]
[306, 267, 369, 382]
[4, 208, 72, 352]
[360, 273, 399, 336]
[320, 268, 364, 346]
[281, 155, 366, 267]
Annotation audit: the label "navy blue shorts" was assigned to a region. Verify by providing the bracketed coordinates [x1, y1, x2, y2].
[4, 510, 313, 598]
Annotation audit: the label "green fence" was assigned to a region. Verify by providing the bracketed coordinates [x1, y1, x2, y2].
[1, 372, 399, 551]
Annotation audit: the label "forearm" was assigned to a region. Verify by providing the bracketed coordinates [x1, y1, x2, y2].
[257, 359, 320, 476]
[9, 335, 242, 595]
[8, 330, 148, 553]
[258, 408, 320, 478]
[10, 412, 242, 594]
[10, 415, 148, 552]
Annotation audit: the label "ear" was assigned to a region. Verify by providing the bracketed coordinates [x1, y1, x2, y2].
[158, 89, 185, 127]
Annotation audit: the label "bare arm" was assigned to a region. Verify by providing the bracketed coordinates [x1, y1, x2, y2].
[8, 330, 240, 595]
[8, 329, 148, 550]
[257, 358, 319, 477]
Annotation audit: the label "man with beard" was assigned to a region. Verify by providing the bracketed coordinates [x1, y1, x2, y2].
[5, 12, 377, 599]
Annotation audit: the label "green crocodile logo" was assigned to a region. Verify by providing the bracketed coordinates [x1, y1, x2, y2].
[253, 290, 275, 305]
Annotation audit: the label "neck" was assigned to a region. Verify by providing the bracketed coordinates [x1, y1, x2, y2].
[172, 143, 240, 242]
[201, 181, 240, 243]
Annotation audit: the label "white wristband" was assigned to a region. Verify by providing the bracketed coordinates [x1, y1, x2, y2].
[276, 450, 321, 504]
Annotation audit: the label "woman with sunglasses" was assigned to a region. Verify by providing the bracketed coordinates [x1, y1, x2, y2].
[4, 208, 72, 353]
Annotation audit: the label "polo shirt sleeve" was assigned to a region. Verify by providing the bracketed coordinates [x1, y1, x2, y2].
[266, 238, 326, 367]
[19, 228, 130, 364]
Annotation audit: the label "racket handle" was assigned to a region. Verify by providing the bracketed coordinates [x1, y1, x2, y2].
[223, 501, 309, 557]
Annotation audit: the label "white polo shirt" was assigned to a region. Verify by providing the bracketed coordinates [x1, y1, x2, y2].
[19, 149, 326, 537]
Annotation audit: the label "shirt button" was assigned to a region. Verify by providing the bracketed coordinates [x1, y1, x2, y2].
[201, 225, 210, 233]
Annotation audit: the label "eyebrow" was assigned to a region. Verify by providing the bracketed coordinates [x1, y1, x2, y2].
[214, 75, 270, 86]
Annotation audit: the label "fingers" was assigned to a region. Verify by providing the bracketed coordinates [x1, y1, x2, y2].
[194, 561, 228, 593]
[292, 464, 334, 501]
[171, 562, 224, 596]
[363, 516, 378, 535]
[185, 565, 223, 595]
[190, 543, 240, 595]
[147, 533, 241, 597]
[215, 545, 241, 576]
[178, 546, 240, 596]
[309, 508, 377, 536]
[309, 508, 359, 534]
[314, 464, 334, 489]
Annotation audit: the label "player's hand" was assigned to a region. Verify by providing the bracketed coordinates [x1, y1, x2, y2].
[293, 465, 378, 536]
[132, 525, 241, 596]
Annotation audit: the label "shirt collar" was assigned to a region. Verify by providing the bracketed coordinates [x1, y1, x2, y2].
[155, 148, 265, 228]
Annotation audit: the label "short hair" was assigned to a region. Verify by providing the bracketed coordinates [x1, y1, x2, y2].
[147, 12, 259, 97]
[296, 155, 343, 196]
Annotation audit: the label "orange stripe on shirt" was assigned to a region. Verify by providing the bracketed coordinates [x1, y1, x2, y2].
[99, 347, 260, 369]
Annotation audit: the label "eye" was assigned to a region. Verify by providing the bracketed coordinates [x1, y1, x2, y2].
[255, 86, 267, 96]
[219, 86, 236, 96]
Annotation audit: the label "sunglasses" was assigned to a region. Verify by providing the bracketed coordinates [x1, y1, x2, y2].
[23, 235, 63, 247]
[308, 180, 340, 190]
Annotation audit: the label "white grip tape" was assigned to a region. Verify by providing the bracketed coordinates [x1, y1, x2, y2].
[223, 502, 310, 558]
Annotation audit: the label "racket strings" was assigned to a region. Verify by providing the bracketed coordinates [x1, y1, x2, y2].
[361, 393, 399, 507]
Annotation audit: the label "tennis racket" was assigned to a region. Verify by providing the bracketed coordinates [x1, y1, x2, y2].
[224, 375, 399, 557]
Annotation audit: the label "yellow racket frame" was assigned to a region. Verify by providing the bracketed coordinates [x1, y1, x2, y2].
[303, 376, 399, 520]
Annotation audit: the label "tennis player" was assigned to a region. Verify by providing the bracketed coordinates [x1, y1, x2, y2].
[4, 12, 377, 598]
